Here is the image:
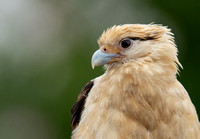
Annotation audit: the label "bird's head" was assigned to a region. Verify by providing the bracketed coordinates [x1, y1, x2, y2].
[92, 24, 181, 71]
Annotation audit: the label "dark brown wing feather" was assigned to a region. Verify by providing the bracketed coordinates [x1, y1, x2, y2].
[71, 80, 94, 130]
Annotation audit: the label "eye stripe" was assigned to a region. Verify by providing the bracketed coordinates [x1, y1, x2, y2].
[130, 37, 155, 41]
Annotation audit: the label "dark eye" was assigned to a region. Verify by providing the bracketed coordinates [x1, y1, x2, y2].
[120, 38, 133, 49]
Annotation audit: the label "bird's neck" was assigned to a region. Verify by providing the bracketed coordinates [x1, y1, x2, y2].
[105, 60, 178, 86]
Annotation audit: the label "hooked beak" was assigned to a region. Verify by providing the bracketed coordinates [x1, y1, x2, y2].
[91, 49, 120, 69]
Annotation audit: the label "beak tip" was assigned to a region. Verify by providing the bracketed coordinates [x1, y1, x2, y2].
[91, 60, 95, 69]
[92, 65, 95, 69]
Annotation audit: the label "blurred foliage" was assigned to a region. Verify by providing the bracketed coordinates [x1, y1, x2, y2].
[0, 0, 199, 138]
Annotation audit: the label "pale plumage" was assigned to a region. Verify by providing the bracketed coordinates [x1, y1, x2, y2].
[71, 24, 200, 139]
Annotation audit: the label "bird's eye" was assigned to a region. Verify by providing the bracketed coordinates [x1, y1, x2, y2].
[120, 38, 133, 49]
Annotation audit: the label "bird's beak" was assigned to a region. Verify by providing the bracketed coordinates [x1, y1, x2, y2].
[91, 49, 120, 69]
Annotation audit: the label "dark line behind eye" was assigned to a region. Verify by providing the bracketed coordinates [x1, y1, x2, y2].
[130, 37, 155, 41]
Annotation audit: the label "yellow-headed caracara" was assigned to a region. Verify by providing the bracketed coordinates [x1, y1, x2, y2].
[71, 24, 200, 139]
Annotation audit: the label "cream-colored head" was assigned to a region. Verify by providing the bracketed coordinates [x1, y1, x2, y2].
[92, 24, 181, 72]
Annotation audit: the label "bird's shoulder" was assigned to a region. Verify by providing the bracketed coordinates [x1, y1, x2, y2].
[71, 79, 95, 130]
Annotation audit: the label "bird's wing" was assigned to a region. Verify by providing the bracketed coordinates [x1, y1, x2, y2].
[71, 80, 94, 130]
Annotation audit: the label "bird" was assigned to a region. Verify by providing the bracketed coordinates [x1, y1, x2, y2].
[71, 24, 200, 139]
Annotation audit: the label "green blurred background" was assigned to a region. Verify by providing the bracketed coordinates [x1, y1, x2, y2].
[0, 0, 199, 138]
